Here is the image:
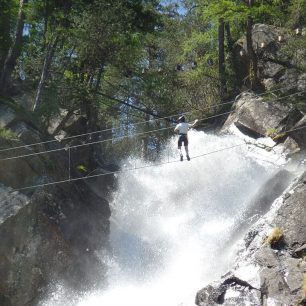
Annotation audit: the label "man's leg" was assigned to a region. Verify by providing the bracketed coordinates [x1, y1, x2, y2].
[178, 136, 184, 161]
[178, 146, 183, 161]
[185, 146, 190, 161]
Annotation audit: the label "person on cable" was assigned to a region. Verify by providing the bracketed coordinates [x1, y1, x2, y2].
[174, 115, 198, 161]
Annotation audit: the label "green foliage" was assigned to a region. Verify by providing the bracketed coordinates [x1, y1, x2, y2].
[2, 0, 306, 163]
[282, 35, 306, 70]
[287, 0, 306, 28]
[0, 127, 17, 140]
[0, 0, 19, 65]
[77, 164, 87, 172]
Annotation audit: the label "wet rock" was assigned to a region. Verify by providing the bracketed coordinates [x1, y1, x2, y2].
[274, 137, 300, 157]
[195, 275, 260, 306]
[0, 185, 72, 306]
[0, 127, 113, 305]
[222, 92, 295, 137]
[196, 171, 306, 305]
[288, 115, 306, 149]
[245, 169, 293, 219]
[255, 246, 279, 268]
[273, 173, 306, 248]
[0, 180, 111, 306]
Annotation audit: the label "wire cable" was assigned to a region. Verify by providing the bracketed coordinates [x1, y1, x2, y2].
[1, 90, 304, 162]
[0, 86, 291, 153]
[11, 123, 306, 192]
[11, 125, 306, 191]
[0, 110, 236, 161]
[14, 143, 247, 192]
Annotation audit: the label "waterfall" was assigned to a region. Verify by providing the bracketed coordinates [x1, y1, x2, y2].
[42, 130, 286, 306]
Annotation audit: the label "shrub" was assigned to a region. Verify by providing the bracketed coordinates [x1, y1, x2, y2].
[265, 227, 284, 247]
[0, 127, 17, 140]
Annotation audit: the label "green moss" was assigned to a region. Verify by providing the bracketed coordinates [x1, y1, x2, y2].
[77, 164, 87, 172]
[266, 128, 278, 138]
[265, 227, 284, 246]
[0, 127, 17, 140]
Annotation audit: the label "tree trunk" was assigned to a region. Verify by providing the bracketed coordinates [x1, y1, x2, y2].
[32, 36, 58, 112]
[95, 66, 104, 92]
[246, 0, 260, 90]
[0, 0, 28, 93]
[0, 3, 12, 68]
[225, 22, 241, 92]
[218, 18, 226, 100]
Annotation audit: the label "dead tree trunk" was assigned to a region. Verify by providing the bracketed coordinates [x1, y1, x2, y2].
[245, 0, 260, 90]
[0, 0, 28, 93]
[218, 18, 226, 101]
[32, 36, 58, 112]
[225, 22, 241, 92]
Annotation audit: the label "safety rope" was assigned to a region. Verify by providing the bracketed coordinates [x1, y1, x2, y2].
[10, 123, 306, 192]
[14, 143, 246, 192]
[0, 86, 291, 153]
[0, 90, 304, 162]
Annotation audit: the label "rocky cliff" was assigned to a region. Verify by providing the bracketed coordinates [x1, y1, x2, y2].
[196, 171, 306, 305]
[0, 102, 114, 305]
[195, 23, 306, 306]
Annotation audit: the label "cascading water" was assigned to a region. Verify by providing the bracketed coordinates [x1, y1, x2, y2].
[42, 130, 287, 306]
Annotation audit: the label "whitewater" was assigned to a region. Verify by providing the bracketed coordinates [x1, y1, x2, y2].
[41, 129, 287, 306]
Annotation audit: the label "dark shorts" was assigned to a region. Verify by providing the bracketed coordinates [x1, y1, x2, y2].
[178, 134, 188, 147]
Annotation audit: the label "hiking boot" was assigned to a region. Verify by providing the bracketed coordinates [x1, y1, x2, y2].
[187, 155, 190, 161]
[180, 155, 183, 161]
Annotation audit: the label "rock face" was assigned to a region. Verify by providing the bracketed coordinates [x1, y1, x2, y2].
[221, 92, 300, 138]
[0, 179, 111, 306]
[0, 185, 73, 306]
[0, 104, 114, 305]
[195, 171, 306, 306]
[235, 24, 306, 94]
[289, 115, 306, 149]
[227, 23, 306, 149]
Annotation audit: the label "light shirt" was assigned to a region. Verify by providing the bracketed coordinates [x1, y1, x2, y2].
[175, 122, 192, 134]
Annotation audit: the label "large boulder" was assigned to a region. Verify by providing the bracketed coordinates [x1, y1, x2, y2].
[0, 132, 45, 190]
[221, 92, 301, 137]
[0, 185, 73, 306]
[195, 171, 306, 306]
[288, 115, 306, 149]
[0, 179, 111, 306]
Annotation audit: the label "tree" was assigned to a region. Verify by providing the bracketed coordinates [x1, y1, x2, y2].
[218, 18, 226, 100]
[0, 0, 28, 93]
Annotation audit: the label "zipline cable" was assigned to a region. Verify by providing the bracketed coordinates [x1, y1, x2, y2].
[0, 90, 304, 162]
[0, 110, 235, 161]
[0, 87, 292, 153]
[12, 123, 306, 192]
[14, 143, 247, 192]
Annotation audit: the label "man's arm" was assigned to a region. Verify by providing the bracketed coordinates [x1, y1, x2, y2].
[190, 119, 198, 128]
